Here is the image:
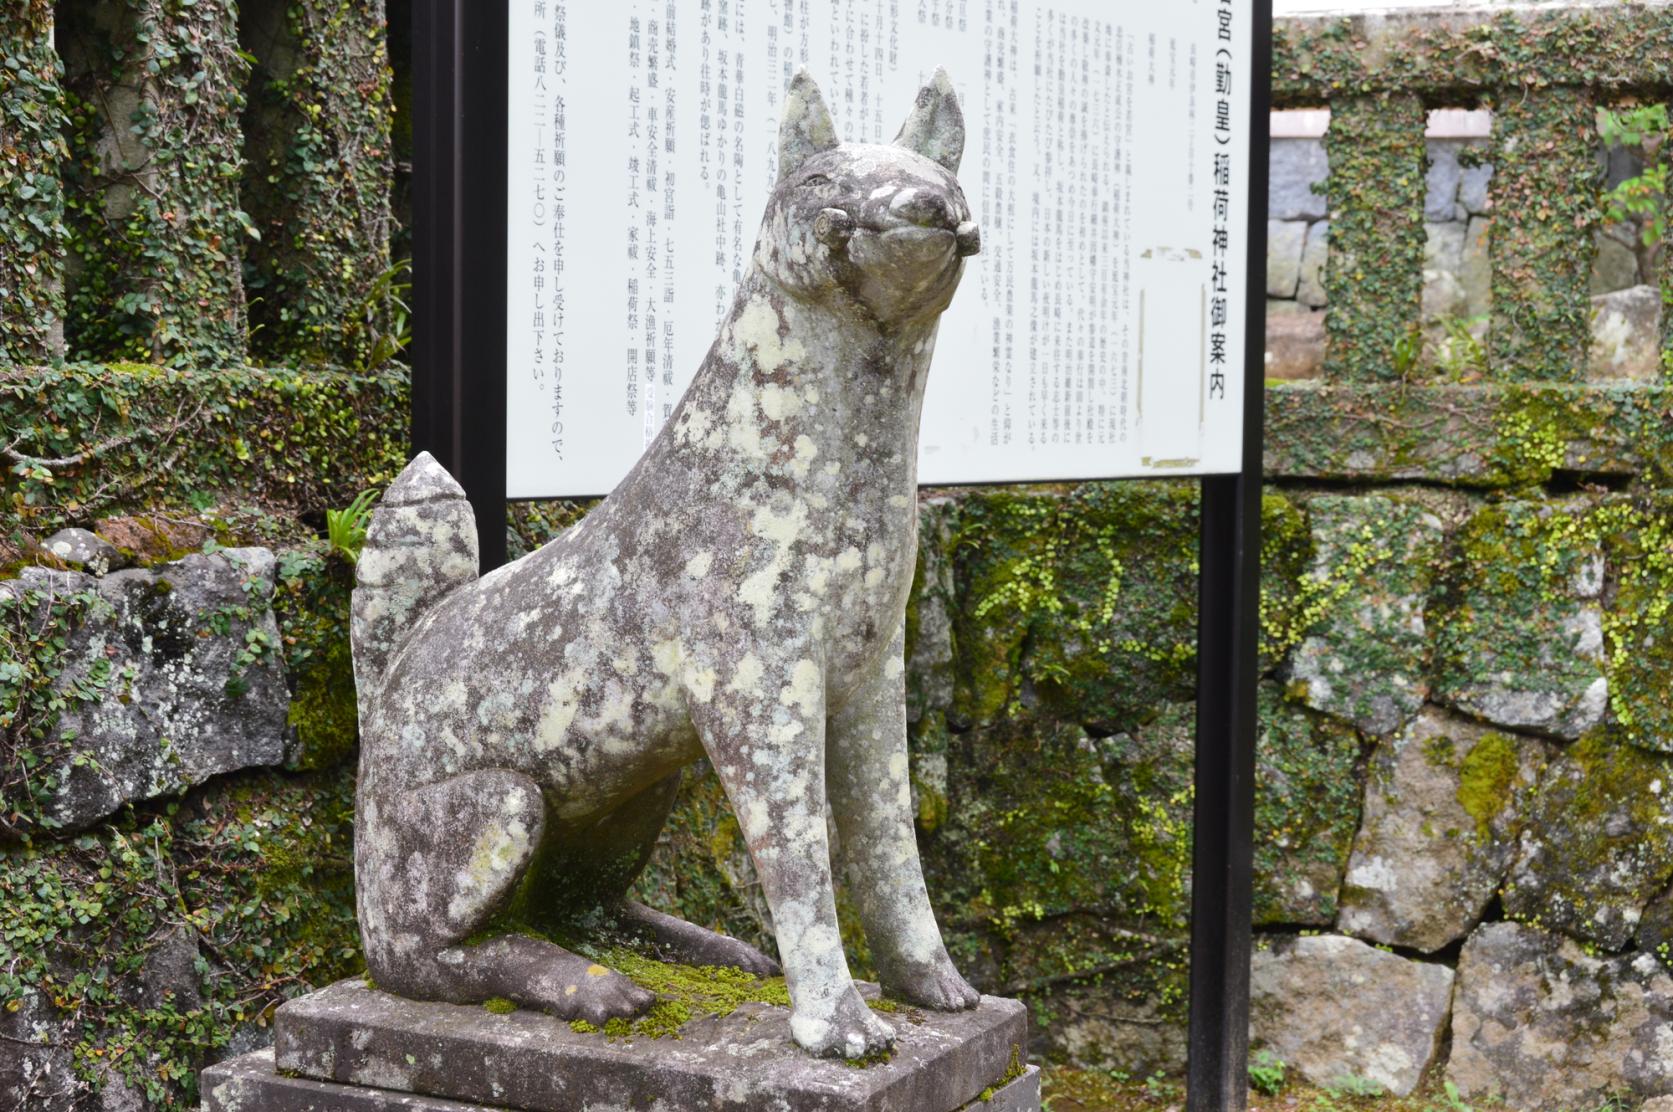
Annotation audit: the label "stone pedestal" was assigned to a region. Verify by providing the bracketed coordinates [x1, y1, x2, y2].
[200, 979, 1040, 1112]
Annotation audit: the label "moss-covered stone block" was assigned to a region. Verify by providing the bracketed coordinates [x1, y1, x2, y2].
[1338, 708, 1547, 953]
[1256, 490, 1314, 676]
[1432, 500, 1609, 740]
[240, 0, 397, 366]
[0, 0, 67, 364]
[905, 497, 960, 729]
[0, 769, 360, 1109]
[1598, 495, 1673, 754]
[1273, 8, 1673, 103]
[58, 0, 250, 365]
[1490, 87, 1600, 382]
[1252, 688, 1365, 927]
[1322, 94, 1426, 383]
[1504, 731, 1673, 950]
[1285, 494, 1445, 736]
[920, 710, 1193, 1073]
[946, 483, 1198, 733]
[1, 363, 408, 551]
[1264, 382, 1673, 489]
[270, 541, 358, 770]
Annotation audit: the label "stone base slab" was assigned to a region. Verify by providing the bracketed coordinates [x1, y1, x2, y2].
[201, 1050, 1039, 1112]
[252, 978, 1032, 1112]
[202, 1048, 487, 1111]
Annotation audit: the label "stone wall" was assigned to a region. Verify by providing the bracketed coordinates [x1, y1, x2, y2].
[1266, 121, 1665, 384]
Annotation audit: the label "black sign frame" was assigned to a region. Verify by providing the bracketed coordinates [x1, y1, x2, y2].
[409, 3, 1270, 1107]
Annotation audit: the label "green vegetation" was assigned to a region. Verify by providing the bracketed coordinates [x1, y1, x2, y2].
[1322, 94, 1426, 382]
[325, 489, 378, 564]
[1597, 104, 1667, 249]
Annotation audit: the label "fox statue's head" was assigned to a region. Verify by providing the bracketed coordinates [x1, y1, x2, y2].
[755, 68, 980, 329]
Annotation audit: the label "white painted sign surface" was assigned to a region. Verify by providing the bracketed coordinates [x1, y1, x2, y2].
[506, 0, 1252, 498]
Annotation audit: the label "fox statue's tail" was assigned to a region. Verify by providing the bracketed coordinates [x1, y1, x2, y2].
[350, 451, 480, 721]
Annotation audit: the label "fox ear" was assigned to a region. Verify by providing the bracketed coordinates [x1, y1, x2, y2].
[894, 67, 964, 173]
[779, 70, 840, 178]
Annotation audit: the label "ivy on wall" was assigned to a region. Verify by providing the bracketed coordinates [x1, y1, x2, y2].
[1322, 94, 1426, 383]
[57, 0, 252, 367]
[1490, 87, 1599, 382]
[240, 0, 396, 367]
[0, 1, 66, 364]
[0, 362, 408, 556]
[1272, 7, 1673, 100]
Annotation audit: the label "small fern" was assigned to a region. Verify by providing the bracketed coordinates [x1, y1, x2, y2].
[326, 490, 379, 564]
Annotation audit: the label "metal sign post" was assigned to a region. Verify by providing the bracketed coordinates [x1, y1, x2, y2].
[1186, 6, 1270, 1107]
[411, 0, 509, 571]
[411, 3, 1272, 1106]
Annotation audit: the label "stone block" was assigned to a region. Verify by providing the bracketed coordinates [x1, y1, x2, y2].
[36, 528, 125, 575]
[1589, 283, 1663, 381]
[1422, 222, 1467, 323]
[1264, 382, 1673, 489]
[1264, 301, 1326, 381]
[1504, 732, 1673, 951]
[205, 1050, 1041, 1112]
[1448, 922, 1673, 1109]
[205, 1049, 484, 1110]
[1269, 139, 1328, 221]
[1248, 934, 1453, 1097]
[0, 548, 289, 832]
[1432, 501, 1608, 741]
[1459, 158, 1493, 216]
[1460, 216, 1491, 320]
[1425, 139, 1464, 222]
[1337, 708, 1547, 952]
[1288, 494, 1444, 737]
[1267, 219, 1307, 298]
[1297, 220, 1328, 307]
[920, 708, 1194, 1077]
[1604, 494, 1673, 755]
[269, 978, 1032, 1112]
[1591, 230, 1643, 295]
[1253, 689, 1363, 927]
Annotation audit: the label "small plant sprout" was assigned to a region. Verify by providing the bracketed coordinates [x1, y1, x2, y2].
[326, 490, 379, 564]
[1248, 1048, 1286, 1096]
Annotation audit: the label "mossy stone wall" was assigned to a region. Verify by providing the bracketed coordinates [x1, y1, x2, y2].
[240, 0, 396, 366]
[0, 1, 66, 363]
[1321, 94, 1425, 382]
[56, 0, 251, 365]
[0, 0, 396, 371]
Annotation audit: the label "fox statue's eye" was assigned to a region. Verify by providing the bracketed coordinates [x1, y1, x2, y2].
[800, 173, 831, 189]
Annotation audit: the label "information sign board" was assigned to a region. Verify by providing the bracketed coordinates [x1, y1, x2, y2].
[505, 1, 1252, 497]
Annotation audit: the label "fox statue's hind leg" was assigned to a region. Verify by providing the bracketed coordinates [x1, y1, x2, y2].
[509, 771, 782, 977]
[355, 768, 656, 1024]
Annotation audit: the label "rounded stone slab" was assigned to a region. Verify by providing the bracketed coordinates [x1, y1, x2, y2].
[269, 979, 1031, 1112]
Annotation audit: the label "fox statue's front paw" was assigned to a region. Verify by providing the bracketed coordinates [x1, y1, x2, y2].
[789, 985, 896, 1059]
[881, 952, 981, 1012]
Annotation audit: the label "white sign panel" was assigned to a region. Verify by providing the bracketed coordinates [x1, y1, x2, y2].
[506, 1, 1251, 498]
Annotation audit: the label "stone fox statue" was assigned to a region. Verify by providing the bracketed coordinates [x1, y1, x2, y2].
[351, 69, 982, 1059]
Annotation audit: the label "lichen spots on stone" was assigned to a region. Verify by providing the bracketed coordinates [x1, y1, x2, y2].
[781, 659, 823, 714]
[734, 297, 806, 372]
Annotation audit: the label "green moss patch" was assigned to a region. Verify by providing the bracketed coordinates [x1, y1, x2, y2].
[1456, 731, 1522, 841]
